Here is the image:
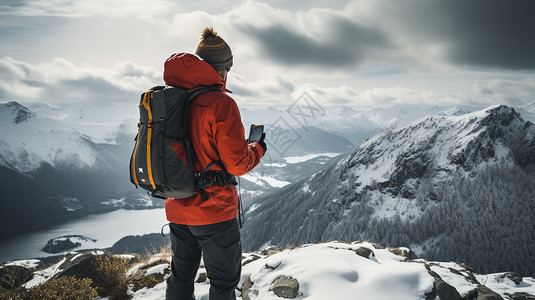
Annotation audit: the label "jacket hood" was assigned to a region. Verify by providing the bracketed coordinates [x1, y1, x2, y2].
[163, 52, 226, 90]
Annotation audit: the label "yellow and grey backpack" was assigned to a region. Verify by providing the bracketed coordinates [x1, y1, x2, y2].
[129, 85, 236, 200]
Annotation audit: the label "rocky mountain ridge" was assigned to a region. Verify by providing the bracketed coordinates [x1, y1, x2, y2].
[241, 105, 535, 276]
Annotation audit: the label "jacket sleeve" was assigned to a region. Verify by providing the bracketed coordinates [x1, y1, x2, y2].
[212, 96, 264, 176]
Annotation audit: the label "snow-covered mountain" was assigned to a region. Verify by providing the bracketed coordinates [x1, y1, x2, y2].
[0, 100, 353, 238]
[240, 103, 449, 146]
[0, 102, 153, 238]
[3, 96, 534, 248]
[0, 102, 100, 172]
[27, 102, 138, 144]
[242, 105, 535, 276]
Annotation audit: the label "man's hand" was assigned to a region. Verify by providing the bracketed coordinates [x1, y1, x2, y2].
[258, 133, 267, 156]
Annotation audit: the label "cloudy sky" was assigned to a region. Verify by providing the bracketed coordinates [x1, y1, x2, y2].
[1, 0, 534, 110]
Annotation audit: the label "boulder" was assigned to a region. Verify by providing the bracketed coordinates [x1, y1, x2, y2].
[243, 254, 262, 266]
[434, 277, 462, 300]
[506, 292, 535, 300]
[272, 276, 299, 299]
[425, 270, 461, 300]
[196, 272, 207, 283]
[476, 285, 504, 300]
[241, 275, 256, 300]
[388, 247, 417, 259]
[354, 247, 375, 259]
[500, 272, 522, 285]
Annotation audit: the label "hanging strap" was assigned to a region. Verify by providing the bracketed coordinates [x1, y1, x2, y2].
[160, 223, 170, 236]
[131, 126, 141, 186]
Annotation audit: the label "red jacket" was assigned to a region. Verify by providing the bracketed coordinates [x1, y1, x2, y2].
[163, 53, 264, 225]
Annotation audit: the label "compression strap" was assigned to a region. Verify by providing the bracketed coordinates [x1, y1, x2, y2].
[139, 90, 157, 190]
[131, 124, 141, 185]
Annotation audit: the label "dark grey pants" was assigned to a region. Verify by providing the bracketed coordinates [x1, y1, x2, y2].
[166, 218, 242, 300]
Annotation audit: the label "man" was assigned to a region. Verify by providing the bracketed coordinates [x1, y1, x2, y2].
[163, 27, 266, 300]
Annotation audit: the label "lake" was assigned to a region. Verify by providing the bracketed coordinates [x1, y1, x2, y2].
[0, 208, 167, 262]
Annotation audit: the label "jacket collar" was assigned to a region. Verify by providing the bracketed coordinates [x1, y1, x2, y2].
[163, 52, 227, 91]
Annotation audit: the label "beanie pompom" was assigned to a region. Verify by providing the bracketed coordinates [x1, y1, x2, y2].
[201, 27, 218, 40]
[195, 27, 233, 71]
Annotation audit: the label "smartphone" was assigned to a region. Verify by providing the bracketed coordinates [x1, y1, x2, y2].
[248, 124, 264, 143]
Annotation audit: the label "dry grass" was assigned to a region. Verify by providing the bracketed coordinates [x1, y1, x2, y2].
[92, 255, 130, 299]
[284, 244, 296, 250]
[24, 276, 98, 300]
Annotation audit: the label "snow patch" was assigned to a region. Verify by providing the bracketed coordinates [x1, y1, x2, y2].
[23, 257, 66, 288]
[146, 263, 169, 276]
[3, 259, 40, 270]
[284, 153, 341, 164]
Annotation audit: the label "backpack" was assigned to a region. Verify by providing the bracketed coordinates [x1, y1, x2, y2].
[129, 85, 236, 200]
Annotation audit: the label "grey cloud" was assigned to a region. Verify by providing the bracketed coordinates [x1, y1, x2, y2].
[230, 75, 295, 99]
[236, 0, 535, 70]
[230, 85, 254, 97]
[0, 85, 8, 100]
[41, 76, 138, 104]
[385, 0, 535, 70]
[236, 16, 392, 68]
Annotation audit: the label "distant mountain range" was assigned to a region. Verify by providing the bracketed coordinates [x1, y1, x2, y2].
[2, 97, 535, 254]
[241, 105, 535, 276]
[0, 101, 151, 238]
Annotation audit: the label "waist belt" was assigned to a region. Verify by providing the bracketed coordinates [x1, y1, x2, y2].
[195, 161, 237, 201]
[196, 171, 237, 189]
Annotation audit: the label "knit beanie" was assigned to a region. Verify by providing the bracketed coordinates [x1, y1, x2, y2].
[195, 27, 233, 72]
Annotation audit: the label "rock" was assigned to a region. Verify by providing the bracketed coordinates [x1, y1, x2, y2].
[264, 263, 279, 271]
[465, 288, 479, 300]
[272, 276, 299, 299]
[354, 247, 375, 259]
[260, 246, 281, 256]
[0, 265, 32, 289]
[368, 242, 385, 249]
[476, 285, 504, 300]
[242, 254, 262, 266]
[434, 277, 462, 300]
[425, 270, 462, 300]
[128, 258, 170, 292]
[506, 292, 535, 300]
[457, 262, 476, 273]
[196, 272, 207, 283]
[241, 275, 255, 300]
[500, 272, 522, 285]
[388, 247, 417, 259]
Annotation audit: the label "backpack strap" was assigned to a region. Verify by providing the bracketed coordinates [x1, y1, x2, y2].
[136, 90, 157, 190]
[186, 86, 222, 102]
[185, 86, 232, 201]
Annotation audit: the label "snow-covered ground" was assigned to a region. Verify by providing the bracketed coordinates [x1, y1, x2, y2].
[4, 241, 533, 299]
[126, 241, 535, 300]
